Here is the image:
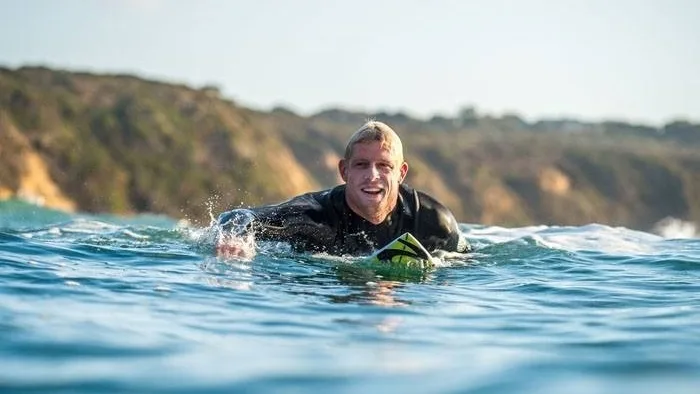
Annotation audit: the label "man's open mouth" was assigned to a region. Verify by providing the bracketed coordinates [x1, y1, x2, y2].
[361, 187, 384, 196]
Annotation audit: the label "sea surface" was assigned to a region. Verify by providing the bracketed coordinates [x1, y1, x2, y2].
[1, 200, 699, 394]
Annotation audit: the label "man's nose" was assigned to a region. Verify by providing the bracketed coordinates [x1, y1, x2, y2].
[367, 164, 380, 179]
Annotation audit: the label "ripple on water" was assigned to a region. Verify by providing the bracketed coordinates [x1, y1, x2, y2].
[1, 210, 700, 393]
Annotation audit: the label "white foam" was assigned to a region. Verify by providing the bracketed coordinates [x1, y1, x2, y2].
[652, 217, 698, 239]
[122, 229, 149, 239]
[463, 223, 665, 255]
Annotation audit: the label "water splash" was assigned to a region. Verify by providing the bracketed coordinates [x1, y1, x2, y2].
[653, 217, 698, 239]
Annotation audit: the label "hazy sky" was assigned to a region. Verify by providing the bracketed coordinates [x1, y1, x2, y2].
[2, 0, 699, 125]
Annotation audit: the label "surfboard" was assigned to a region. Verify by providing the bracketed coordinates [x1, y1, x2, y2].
[367, 232, 434, 270]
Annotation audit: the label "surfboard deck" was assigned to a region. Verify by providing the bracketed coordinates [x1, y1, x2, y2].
[367, 232, 434, 270]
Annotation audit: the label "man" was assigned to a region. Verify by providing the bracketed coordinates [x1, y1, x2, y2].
[216, 120, 470, 259]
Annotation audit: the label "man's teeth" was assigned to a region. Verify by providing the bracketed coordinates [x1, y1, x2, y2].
[362, 188, 382, 194]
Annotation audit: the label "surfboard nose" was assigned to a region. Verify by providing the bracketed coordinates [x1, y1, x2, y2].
[369, 232, 434, 269]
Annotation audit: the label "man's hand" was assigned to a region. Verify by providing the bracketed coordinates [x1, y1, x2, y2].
[216, 234, 256, 260]
[215, 209, 257, 260]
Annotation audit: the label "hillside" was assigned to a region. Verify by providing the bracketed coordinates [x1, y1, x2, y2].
[1, 66, 699, 231]
[0, 66, 317, 224]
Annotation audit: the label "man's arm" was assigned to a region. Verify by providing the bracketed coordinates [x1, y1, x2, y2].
[437, 208, 471, 254]
[215, 192, 328, 258]
[449, 222, 471, 254]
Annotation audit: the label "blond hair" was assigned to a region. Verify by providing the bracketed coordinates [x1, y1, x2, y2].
[343, 121, 404, 162]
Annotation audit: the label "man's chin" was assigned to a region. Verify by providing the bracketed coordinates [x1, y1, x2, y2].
[359, 200, 390, 215]
[360, 195, 385, 206]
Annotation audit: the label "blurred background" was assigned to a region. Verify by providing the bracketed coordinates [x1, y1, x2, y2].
[1, 0, 699, 234]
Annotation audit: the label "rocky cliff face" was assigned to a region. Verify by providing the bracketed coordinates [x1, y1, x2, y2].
[0, 115, 76, 211]
[1, 66, 699, 231]
[0, 67, 317, 225]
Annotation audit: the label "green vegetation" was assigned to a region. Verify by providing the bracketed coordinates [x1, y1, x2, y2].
[1, 65, 699, 231]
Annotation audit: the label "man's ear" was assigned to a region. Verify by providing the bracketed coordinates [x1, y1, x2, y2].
[338, 159, 348, 182]
[399, 161, 408, 183]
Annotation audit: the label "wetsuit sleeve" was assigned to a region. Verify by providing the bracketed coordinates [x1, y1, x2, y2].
[416, 192, 471, 253]
[216, 192, 329, 244]
[442, 212, 471, 253]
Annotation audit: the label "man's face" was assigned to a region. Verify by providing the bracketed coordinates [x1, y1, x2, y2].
[339, 140, 408, 224]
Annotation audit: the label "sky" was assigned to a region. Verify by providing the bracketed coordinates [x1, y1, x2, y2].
[1, 0, 699, 126]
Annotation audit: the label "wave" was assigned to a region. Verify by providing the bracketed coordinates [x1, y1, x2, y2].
[2, 199, 697, 268]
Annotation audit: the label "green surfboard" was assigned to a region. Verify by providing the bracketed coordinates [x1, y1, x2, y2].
[368, 232, 434, 270]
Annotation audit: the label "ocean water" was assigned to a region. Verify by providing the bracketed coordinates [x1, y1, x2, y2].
[1, 200, 699, 394]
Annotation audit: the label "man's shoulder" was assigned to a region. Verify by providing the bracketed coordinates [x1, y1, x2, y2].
[304, 185, 344, 206]
[400, 184, 470, 253]
[401, 184, 459, 231]
[400, 184, 451, 213]
[282, 186, 345, 220]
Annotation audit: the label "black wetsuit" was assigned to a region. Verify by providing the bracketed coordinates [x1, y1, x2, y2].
[217, 184, 470, 256]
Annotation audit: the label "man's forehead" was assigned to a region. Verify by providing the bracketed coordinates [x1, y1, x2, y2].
[349, 141, 401, 160]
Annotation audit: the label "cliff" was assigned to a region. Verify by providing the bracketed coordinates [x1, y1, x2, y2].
[0, 66, 317, 225]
